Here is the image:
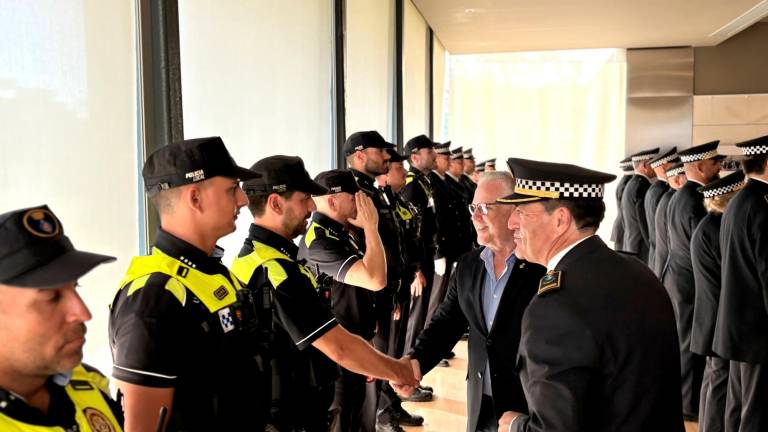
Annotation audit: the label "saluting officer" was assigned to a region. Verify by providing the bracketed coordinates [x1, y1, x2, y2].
[621, 147, 658, 262]
[666, 140, 724, 421]
[690, 171, 746, 432]
[654, 161, 686, 278]
[0, 206, 122, 432]
[231, 155, 418, 432]
[645, 147, 677, 269]
[497, 158, 683, 432]
[109, 137, 267, 431]
[713, 135, 768, 432]
[610, 157, 634, 251]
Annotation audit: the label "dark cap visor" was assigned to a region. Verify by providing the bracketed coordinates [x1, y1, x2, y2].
[5, 249, 116, 288]
[230, 165, 262, 181]
[496, 192, 546, 205]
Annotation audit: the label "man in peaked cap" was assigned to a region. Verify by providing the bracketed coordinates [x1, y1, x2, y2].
[461, 148, 478, 194]
[713, 135, 768, 432]
[109, 136, 267, 431]
[0, 205, 121, 432]
[621, 147, 659, 262]
[666, 140, 724, 421]
[645, 147, 677, 270]
[447, 146, 473, 205]
[231, 155, 419, 432]
[484, 158, 497, 172]
[690, 171, 746, 432]
[610, 157, 634, 251]
[495, 158, 683, 432]
[654, 161, 686, 278]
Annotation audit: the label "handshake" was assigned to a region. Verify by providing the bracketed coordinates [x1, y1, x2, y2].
[388, 356, 423, 397]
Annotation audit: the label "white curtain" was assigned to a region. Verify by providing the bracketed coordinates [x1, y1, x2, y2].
[447, 48, 627, 240]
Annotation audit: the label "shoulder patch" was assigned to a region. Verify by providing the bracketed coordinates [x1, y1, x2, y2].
[538, 271, 562, 296]
[164, 277, 187, 305]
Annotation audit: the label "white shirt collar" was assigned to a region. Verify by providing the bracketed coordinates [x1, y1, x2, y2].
[446, 172, 460, 181]
[432, 170, 445, 180]
[546, 235, 594, 271]
[688, 178, 706, 187]
[751, 176, 768, 186]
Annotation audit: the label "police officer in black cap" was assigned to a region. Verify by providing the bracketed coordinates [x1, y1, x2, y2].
[690, 171, 746, 432]
[447, 146, 474, 205]
[621, 147, 659, 262]
[645, 147, 677, 269]
[610, 157, 634, 251]
[462, 148, 478, 195]
[232, 155, 418, 432]
[496, 158, 683, 432]
[297, 169, 386, 432]
[713, 135, 768, 432]
[654, 161, 686, 278]
[666, 140, 724, 421]
[109, 136, 267, 431]
[0, 205, 121, 431]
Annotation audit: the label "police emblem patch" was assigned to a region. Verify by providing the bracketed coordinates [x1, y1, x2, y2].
[213, 286, 228, 300]
[22, 208, 61, 238]
[537, 271, 562, 296]
[83, 407, 116, 432]
[218, 307, 235, 333]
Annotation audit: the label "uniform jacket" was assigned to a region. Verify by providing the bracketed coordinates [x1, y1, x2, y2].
[513, 236, 683, 432]
[690, 212, 722, 357]
[611, 174, 632, 250]
[401, 167, 438, 262]
[410, 248, 545, 432]
[621, 175, 652, 261]
[653, 188, 676, 278]
[429, 171, 473, 261]
[644, 179, 670, 270]
[714, 179, 768, 363]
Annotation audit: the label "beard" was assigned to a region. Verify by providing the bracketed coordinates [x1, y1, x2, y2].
[365, 159, 389, 176]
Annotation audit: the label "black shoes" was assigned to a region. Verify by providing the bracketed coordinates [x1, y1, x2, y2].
[400, 386, 433, 402]
[394, 409, 425, 426]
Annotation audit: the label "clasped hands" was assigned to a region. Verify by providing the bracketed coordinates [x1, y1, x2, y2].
[390, 356, 422, 396]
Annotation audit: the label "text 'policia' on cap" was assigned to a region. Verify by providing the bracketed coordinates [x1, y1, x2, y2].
[314, 169, 361, 195]
[142, 136, 261, 193]
[497, 158, 616, 204]
[343, 131, 395, 156]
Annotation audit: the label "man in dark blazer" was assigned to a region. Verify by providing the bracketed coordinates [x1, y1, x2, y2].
[610, 157, 633, 251]
[621, 147, 658, 262]
[666, 140, 724, 421]
[497, 158, 683, 432]
[402, 171, 545, 432]
[645, 147, 677, 270]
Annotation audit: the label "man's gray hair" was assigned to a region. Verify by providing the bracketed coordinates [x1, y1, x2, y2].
[478, 171, 515, 195]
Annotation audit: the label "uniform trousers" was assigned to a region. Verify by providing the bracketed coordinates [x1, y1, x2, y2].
[699, 356, 728, 432]
[726, 361, 768, 432]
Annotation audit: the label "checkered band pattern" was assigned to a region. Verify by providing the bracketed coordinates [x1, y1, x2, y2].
[666, 166, 685, 176]
[516, 178, 605, 198]
[702, 181, 744, 198]
[680, 149, 719, 163]
[741, 145, 768, 156]
[619, 161, 633, 170]
[650, 154, 677, 168]
[631, 154, 656, 162]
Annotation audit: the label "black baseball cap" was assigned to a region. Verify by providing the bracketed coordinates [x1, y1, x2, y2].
[243, 155, 328, 196]
[142, 136, 261, 193]
[405, 135, 435, 154]
[0, 205, 116, 288]
[386, 148, 407, 163]
[343, 131, 395, 156]
[314, 170, 361, 195]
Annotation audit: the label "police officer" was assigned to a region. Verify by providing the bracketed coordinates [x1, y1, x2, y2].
[713, 135, 768, 432]
[645, 147, 677, 269]
[654, 161, 686, 278]
[497, 158, 683, 432]
[109, 137, 266, 431]
[621, 147, 658, 262]
[0, 205, 122, 432]
[231, 155, 417, 432]
[690, 171, 746, 432]
[666, 140, 724, 421]
[484, 159, 497, 172]
[610, 157, 633, 251]
[461, 148, 478, 196]
[446, 146, 474, 205]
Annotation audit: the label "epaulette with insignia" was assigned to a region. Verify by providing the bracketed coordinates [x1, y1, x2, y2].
[538, 270, 562, 296]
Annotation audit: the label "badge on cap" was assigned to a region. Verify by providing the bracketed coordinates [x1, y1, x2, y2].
[22, 208, 61, 238]
[538, 271, 562, 296]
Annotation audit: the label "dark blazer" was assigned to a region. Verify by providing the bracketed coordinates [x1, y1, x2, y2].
[645, 179, 670, 270]
[690, 212, 722, 357]
[513, 236, 684, 432]
[714, 179, 768, 363]
[653, 188, 676, 278]
[410, 248, 545, 432]
[611, 174, 632, 250]
[621, 175, 652, 261]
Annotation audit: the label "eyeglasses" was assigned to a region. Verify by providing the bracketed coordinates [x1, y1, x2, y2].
[467, 202, 500, 215]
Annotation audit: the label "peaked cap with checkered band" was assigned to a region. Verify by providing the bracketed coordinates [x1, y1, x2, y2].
[630, 147, 659, 162]
[650, 147, 678, 168]
[678, 140, 725, 164]
[697, 170, 746, 199]
[736, 134, 768, 156]
[497, 158, 616, 204]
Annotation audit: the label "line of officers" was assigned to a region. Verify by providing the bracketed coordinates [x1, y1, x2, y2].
[611, 135, 768, 432]
[0, 131, 502, 432]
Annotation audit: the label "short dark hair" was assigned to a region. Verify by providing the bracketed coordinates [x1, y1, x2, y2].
[742, 154, 767, 175]
[541, 199, 606, 232]
[247, 190, 296, 217]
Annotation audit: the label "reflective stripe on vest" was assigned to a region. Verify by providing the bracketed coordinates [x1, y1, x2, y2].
[0, 365, 123, 432]
[117, 248, 241, 312]
[231, 240, 317, 290]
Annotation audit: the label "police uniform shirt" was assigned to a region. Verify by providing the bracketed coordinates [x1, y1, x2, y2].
[714, 178, 768, 362]
[644, 178, 670, 269]
[109, 229, 264, 430]
[690, 212, 722, 357]
[620, 174, 652, 261]
[653, 188, 676, 278]
[298, 212, 376, 341]
[0, 365, 123, 431]
[610, 174, 632, 250]
[401, 166, 437, 261]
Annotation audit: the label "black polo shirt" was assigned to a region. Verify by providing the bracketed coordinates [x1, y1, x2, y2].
[109, 229, 266, 430]
[298, 212, 376, 341]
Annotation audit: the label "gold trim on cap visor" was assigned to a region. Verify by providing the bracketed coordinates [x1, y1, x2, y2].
[513, 187, 561, 199]
[496, 195, 544, 204]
